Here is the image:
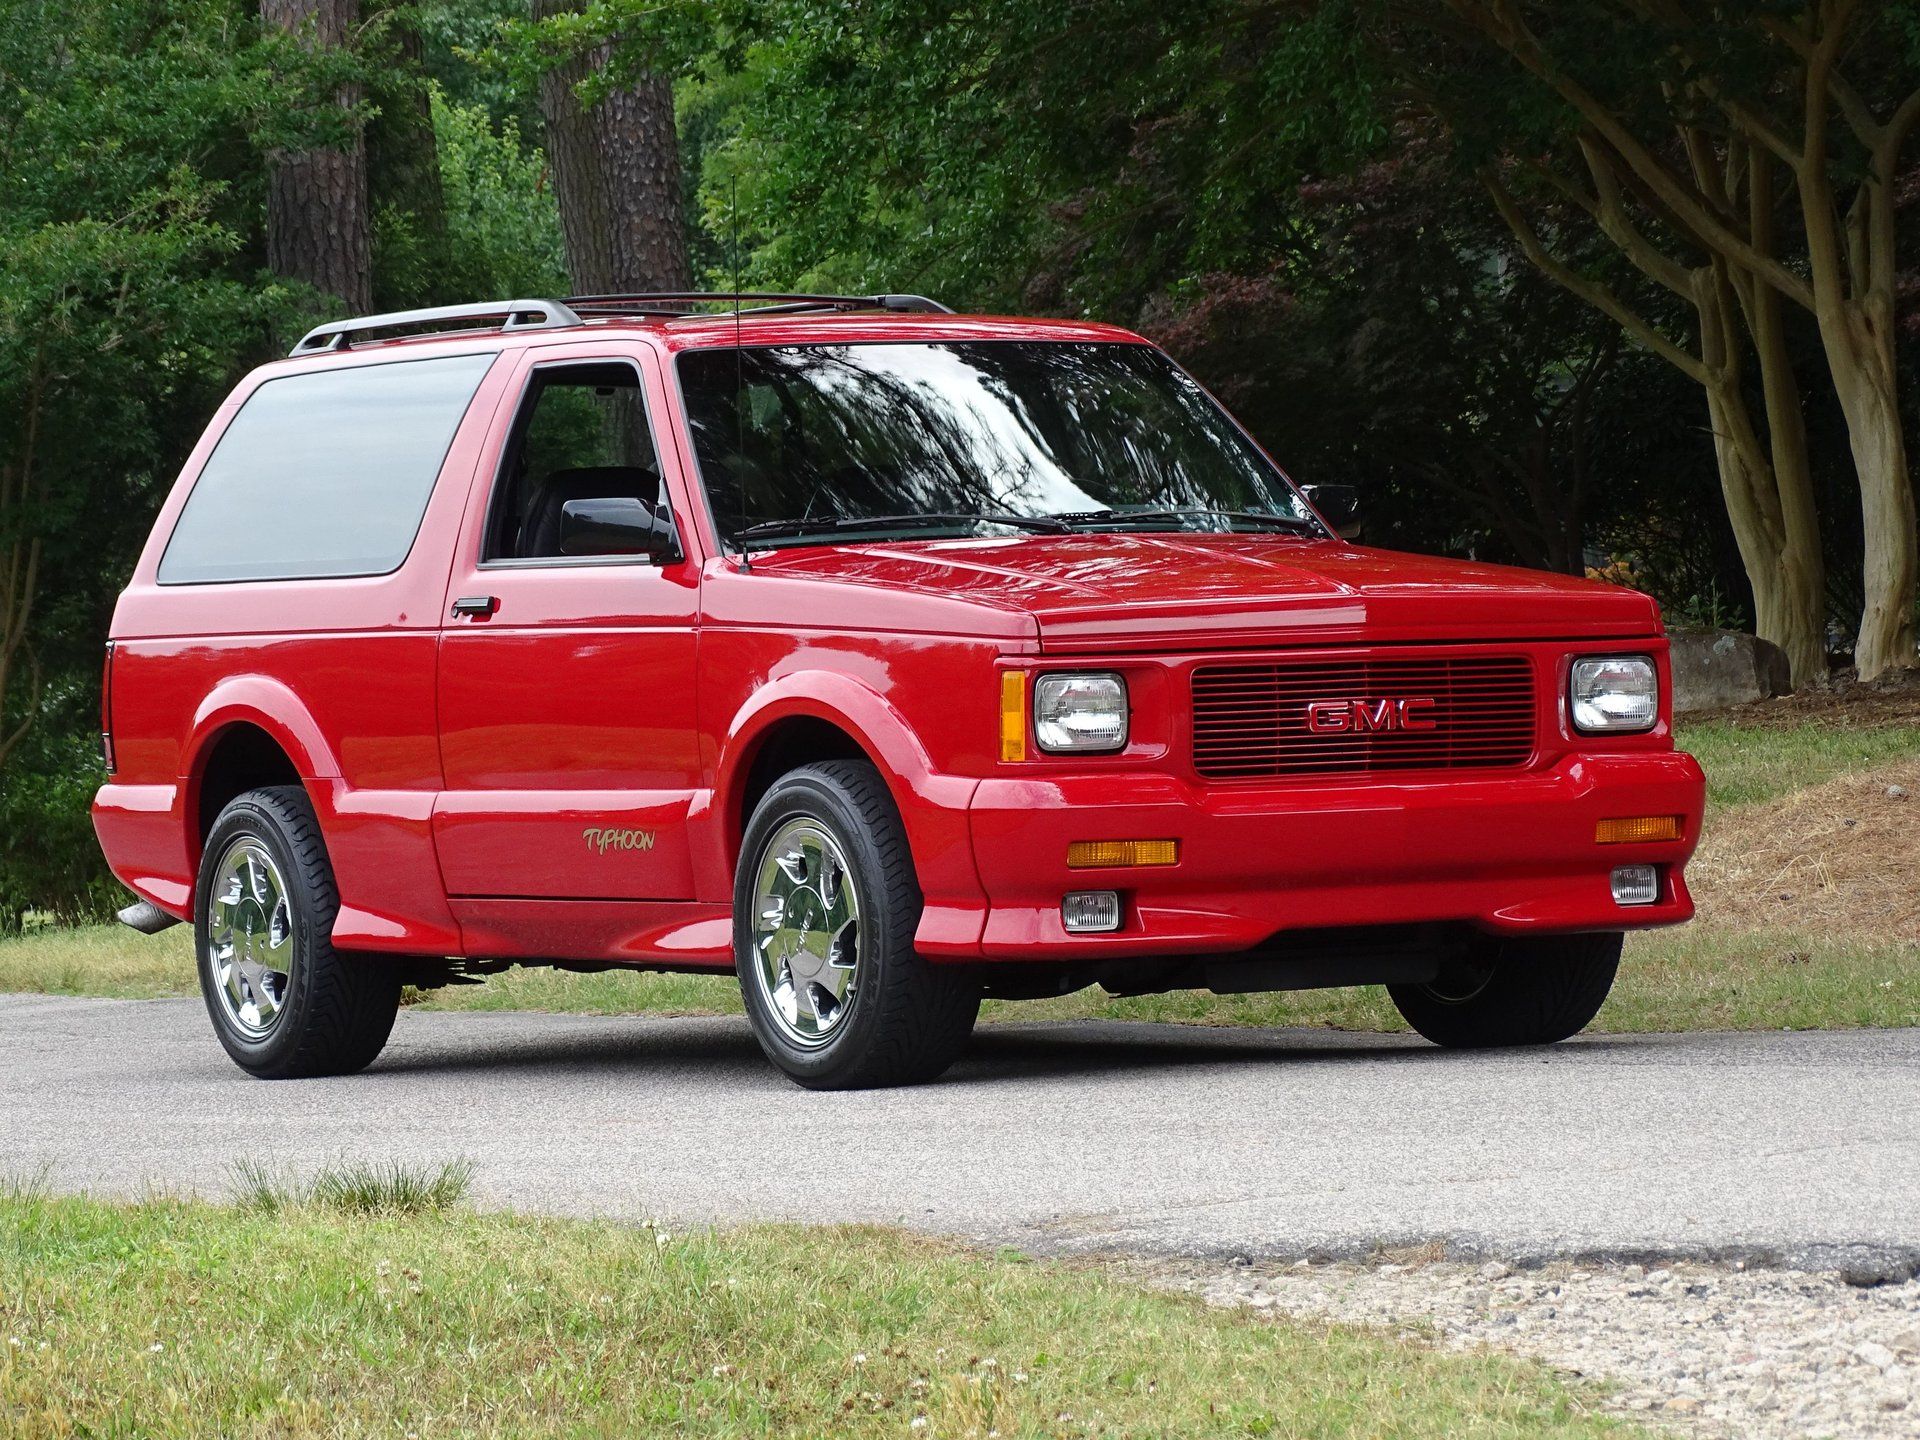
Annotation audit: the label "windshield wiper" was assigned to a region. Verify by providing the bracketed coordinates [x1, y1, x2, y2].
[1048, 507, 1321, 536]
[732, 510, 1073, 544]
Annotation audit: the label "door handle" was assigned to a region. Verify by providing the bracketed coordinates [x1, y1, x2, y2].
[451, 595, 500, 618]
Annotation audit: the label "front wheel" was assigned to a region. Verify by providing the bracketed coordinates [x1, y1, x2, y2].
[1388, 931, 1621, 1048]
[194, 786, 400, 1078]
[734, 760, 979, 1089]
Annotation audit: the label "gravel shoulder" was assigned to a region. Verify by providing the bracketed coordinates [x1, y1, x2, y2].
[1169, 1256, 1920, 1440]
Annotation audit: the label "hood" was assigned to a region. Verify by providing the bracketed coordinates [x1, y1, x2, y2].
[745, 534, 1662, 651]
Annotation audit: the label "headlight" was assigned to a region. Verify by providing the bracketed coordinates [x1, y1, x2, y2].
[1570, 656, 1658, 733]
[1033, 672, 1129, 753]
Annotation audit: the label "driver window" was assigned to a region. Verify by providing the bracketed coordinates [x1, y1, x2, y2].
[486, 361, 669, 562]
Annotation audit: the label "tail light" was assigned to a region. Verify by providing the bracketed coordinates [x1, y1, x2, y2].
[100, 642, 115, 774]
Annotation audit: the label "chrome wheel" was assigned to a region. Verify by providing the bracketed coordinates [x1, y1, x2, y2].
[208, 838, 294, 1040]
[750, 818, 862, 1048]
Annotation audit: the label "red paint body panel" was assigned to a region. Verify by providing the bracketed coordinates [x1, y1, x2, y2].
[93, 310, 1705, 977]
[967, 752, 1702, 956]
[743, 535, 1660, 652]
[450, 898, 732, 966]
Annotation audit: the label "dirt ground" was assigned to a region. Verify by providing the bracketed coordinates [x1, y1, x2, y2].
[1692, 674, 1920, 730]
[1690, 756, 1920, 942]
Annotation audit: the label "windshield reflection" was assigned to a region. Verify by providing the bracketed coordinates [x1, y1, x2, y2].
[677, 341, 1312, 547]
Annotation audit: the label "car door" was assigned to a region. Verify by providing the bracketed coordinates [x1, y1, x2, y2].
[433, 341, 702, 902]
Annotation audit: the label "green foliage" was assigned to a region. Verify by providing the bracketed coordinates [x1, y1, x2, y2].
[0, 719, 117, 933]
[0, 2, 574, 920]
[492, 0, 750, 100]
[0, 0, 288, 526]
[0, 0, 317, 915]
[413, 0, 544, 132]
[1147, 141, 1636, 573]
[429, 83, 571, 298]
[373, 74, 571, 308]
[665, 1, 1390, 310]
[0, 0, 310, 675]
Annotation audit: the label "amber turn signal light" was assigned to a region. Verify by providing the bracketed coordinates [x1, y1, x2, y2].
[999, 672, 1028, 762]
[1595, 815, 1683, 845]
[1067, 839, 1179, 869]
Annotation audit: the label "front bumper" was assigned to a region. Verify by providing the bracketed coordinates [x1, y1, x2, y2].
[961, 751, 1704, 959]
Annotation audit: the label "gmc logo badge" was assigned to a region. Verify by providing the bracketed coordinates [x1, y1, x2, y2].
[1305, 698, 1439, 734]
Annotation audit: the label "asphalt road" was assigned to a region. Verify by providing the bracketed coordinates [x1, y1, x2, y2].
[4, 995, 1916, 1276]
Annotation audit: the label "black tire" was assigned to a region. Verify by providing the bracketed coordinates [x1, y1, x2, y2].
[1388, 931, 1622, 1049]
[734, 760, 979, 1089]
[194, 785, 400, 1078]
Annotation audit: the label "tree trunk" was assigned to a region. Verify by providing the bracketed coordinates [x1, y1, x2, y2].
[535, 0, 613, 294]
[595, 72, 690, 293]
[1793, 107, 1916, 678]
[261, 0, 372, 312]
[1747, 313, 1827, 686]
[1727, 156, 1826, 688]
[1696, 266, 1826, 685]
[1828, 315, 1917, 678]
[533, 0, 690, 296]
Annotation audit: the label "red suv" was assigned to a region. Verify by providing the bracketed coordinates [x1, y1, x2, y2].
[93, 293, 1705, 1088]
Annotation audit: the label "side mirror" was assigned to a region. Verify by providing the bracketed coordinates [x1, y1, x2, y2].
[1302, 483, 1362, 540]
[559, 497, 682, 562]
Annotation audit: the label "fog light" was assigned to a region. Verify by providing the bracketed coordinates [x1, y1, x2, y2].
[1610, 865, 1659, 906]
[1062, 891, 1122, 933]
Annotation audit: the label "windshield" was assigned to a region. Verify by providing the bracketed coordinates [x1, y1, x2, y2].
[676, 340, 1317, 549]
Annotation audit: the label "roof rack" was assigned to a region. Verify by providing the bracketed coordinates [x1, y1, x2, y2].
[290, 299, 582, 357]
[287, 291, 955, 358]
[565, 292, 954, 317]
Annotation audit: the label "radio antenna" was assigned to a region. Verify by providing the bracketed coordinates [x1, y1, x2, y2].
[730, 168, 750, 572]
[731, 171, 743, 349]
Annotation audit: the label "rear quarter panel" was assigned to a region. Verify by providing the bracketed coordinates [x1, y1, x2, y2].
[97, 345, 519, 948]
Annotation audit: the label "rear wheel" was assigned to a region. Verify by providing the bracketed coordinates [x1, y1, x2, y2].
[734, 760, 979, 1089]
[194, 785, 400, 1078]
[1388, 932, 1621, 1048]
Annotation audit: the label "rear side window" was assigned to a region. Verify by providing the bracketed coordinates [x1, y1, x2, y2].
[159, 353, 494, 584]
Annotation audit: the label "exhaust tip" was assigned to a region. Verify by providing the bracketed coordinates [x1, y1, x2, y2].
[116, 899, 182, 935]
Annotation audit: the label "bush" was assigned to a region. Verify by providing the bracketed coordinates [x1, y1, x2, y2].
[430, 84, 569, 301]
[0, 722, 119, 935]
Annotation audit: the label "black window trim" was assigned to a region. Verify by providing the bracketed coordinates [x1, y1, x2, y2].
[477, 353, 680, 573]
[156, 350, 501, 588]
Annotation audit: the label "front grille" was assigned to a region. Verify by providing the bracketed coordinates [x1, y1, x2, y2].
[1191, 655, 1537, 779]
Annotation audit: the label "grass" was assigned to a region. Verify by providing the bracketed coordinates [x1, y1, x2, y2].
[1681, 719, 1920, 809]
[4, 717, 1913, 1035]
[0, 1186, 1635, 1439]
[0, 923, 196, 1001]
[229, 1157, 476, 1216]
